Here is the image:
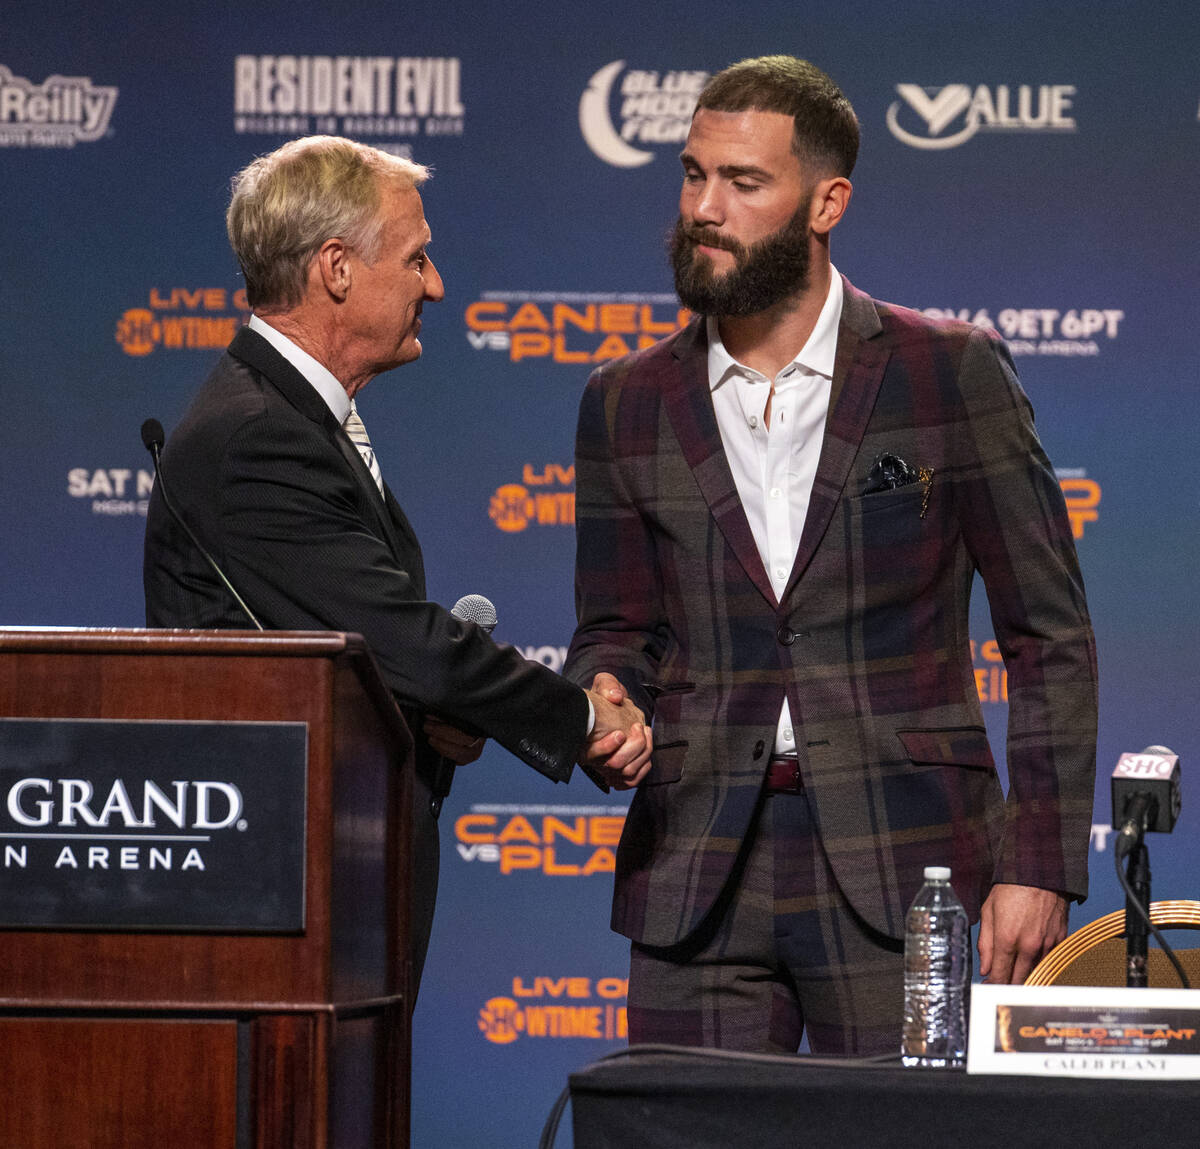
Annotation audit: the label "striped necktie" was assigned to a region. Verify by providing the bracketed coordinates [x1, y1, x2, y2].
[343, 400, 384, 496]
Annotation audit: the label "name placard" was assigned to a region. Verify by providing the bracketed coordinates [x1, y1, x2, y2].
[0, 717, 307, 932]
[968, 983, 1200, 1080]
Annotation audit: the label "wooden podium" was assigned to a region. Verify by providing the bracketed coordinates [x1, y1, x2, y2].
[0, 628, 414, 1149]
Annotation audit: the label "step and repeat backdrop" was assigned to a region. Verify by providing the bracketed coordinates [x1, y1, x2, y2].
[3, 2, 1198, 1145]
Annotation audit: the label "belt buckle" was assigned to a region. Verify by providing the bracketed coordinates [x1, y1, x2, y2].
[766, 756, 802, 793]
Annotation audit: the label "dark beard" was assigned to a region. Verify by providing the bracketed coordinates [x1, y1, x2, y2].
[669, 207, 811, 317]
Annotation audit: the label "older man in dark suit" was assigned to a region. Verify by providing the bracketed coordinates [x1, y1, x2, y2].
[144, 136, 651, 992]
[565, 57, 1097, 1055]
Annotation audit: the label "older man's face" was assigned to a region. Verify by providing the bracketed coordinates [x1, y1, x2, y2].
[345, 180, 444, 375]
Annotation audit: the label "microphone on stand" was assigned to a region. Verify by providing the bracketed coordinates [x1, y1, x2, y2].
[141, 418, 263, 631]
[1109, 745, 1185, 988]
[428, 594, 497, 818]
[1111, 745, 1181, 859]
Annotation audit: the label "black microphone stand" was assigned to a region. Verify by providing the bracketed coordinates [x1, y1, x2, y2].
[1123, 841, 1151, 988]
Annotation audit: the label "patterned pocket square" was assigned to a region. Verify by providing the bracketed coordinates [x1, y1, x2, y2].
[863, 452, 918, 494]
[863, 452, 935, 517]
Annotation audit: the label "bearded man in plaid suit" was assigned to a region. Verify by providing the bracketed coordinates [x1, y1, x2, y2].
[563, 56, 1098, 1055]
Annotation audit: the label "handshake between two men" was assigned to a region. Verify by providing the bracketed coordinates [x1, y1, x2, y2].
[421, 671, 652, 791]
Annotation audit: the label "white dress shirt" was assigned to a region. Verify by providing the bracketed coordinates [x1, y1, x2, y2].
[245, 318, 602, 733]
[247, 313, 351, 423]
[707, 270, 844, 757]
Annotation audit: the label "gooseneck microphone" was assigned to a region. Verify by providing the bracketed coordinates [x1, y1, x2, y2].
[141, 418, 264, 631]
[429, 594, 498, 818]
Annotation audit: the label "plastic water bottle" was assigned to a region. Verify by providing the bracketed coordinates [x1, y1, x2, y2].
[901, 865, 969, 1068]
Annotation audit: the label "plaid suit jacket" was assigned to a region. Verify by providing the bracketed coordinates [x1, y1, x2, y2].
[565, 277, 1098, 949]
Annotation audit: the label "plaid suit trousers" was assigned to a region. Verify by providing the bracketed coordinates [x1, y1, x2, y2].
[627, 785, 907, 1056]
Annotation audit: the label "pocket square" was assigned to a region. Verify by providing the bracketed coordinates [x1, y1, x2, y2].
[863, 452, 935, 518]
[862, 452, 919, 495]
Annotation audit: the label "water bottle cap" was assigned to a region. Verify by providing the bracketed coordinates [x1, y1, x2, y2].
[924, 865, 951, 881]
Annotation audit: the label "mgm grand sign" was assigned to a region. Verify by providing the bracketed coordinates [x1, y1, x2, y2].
[0, 718, 307, 931]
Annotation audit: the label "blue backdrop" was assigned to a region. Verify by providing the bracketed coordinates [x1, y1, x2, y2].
[3, 2, 1198, 1145]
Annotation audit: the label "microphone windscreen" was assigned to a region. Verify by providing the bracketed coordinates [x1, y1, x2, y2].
[141, 418, 165, 451]
[452, 594, 498, 634]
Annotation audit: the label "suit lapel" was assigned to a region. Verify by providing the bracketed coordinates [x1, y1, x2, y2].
[783, 278, 890, 598]
[326, 426, 412, 562]
[662, 322, 778, 606]
[227, 327, 412, 563]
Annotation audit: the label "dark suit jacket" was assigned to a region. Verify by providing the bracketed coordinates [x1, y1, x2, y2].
[144, 326, 589, 980]
[565, 278, 1098, 950]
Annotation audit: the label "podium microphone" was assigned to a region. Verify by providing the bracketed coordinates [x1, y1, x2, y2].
[1111, 745, 1181, 859]
[429, 594, 498, 818]
[141, 418, 264, 631]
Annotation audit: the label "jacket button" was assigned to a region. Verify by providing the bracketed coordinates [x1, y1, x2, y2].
[777, 626, 795, 646]
[753, 740, 765, 759]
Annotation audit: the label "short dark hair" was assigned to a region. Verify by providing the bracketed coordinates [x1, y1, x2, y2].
[696, 55, 859, 177]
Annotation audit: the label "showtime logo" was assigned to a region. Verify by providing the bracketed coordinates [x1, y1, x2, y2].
[579, 61, 706, 167]
[887, 83, 1076, 149]
[0, 64, 118, 147]
[478, 976, 628, 1044]
[115, 287, 249, 357]
[489, 464, 575, 533]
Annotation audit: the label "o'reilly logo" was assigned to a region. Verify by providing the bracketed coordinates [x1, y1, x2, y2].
[0, 63, 118, 147]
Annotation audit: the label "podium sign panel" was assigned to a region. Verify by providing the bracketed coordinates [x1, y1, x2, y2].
[0, 629, 414, 1149]
[0, 717, 308, 930]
